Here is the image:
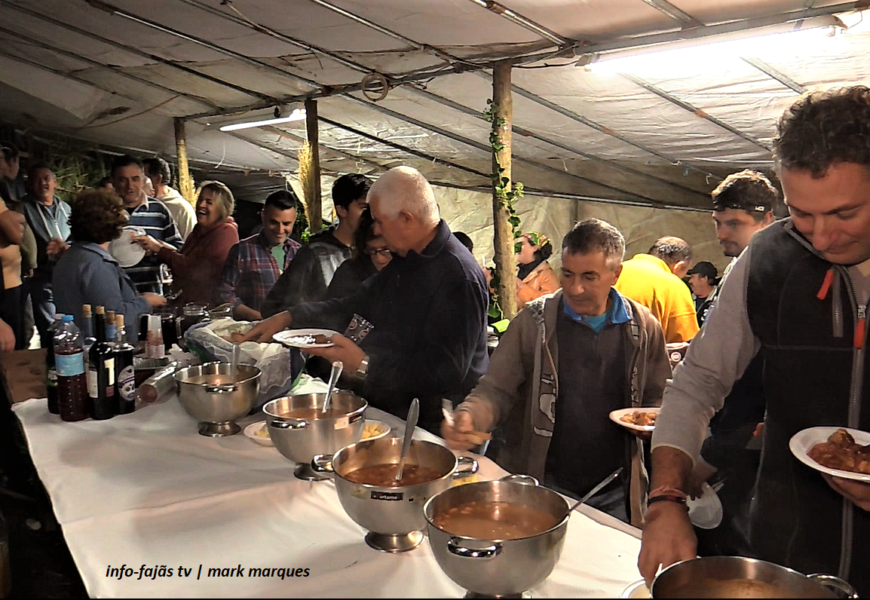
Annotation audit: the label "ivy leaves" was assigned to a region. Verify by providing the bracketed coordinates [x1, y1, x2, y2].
[484, 99, 523, 241]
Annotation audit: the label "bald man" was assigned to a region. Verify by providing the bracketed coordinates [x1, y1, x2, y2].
[244, 167, 489, 432]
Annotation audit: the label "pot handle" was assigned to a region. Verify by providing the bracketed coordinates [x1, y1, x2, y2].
[447, 537, 502, 560]
[807, 574, 858, 599]
[311, 454, 334, 475]
[270, 419, 308, 430]
[453, 455, 479, 479]
[499, 474, 539, 486]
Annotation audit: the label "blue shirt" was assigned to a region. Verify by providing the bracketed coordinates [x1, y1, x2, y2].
[562, 288, 631, 333]
[53, 242, 151, 341]
[21, 194, 72, 275]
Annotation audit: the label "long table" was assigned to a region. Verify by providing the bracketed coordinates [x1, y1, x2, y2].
[12, 378, 643, 598]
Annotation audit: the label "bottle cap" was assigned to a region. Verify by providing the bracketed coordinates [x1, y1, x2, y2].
[61, 315, 74, 322]
[115, 314, 124, 328]
[96, 306, 105, 315]
[82, 305, 91, 315]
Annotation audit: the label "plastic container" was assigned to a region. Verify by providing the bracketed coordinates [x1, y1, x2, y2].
[55, 315, 88, 422]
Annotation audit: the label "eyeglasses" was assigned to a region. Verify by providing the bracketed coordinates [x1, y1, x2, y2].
[365, 247, 391, 257]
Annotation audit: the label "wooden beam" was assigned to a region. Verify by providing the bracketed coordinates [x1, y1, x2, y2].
[173, 118, 195, 204]
[304, 99, 323, 231]
[491, 60, 518, 321]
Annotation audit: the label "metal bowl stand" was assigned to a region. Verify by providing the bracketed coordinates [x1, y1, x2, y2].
[198, 421, 241, 437]
[294, 462, 330, 481]
[364, 531, 424, 553]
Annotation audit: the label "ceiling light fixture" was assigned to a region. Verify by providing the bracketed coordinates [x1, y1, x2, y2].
[584, 15, 847, 74]
[219, 107, 307, 132]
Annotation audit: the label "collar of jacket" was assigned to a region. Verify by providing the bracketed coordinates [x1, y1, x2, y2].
[79, 241, 118, 264]
[392, 220, 450, 267]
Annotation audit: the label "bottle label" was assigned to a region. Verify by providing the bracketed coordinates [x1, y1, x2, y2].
[55, 352, 85, 377]
[47, 367, 58, 387]
[87, 366, 98, 399]
[105, 358, 115, 386]
[118, 365, 135, 402]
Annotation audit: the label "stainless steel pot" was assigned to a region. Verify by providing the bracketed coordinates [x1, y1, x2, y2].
[313, 438, 478, 553]
[175, 362, 261, 437]
[651, 557, 858, 599]
[423, 475, 569, 597]
[263, 391, 366, 481]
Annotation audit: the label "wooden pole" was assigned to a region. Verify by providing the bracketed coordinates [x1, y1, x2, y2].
[491, 60, 517, 320]
[173, 117, 195, 204]
[304, 98, 323, 231]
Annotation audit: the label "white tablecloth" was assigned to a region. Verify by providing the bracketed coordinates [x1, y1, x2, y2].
[12, 379, 643, 598]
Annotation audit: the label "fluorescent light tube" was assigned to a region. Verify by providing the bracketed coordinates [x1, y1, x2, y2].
[219, 108, 306, 132]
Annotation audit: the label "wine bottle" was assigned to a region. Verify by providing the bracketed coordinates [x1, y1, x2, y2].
[105, 310, 117, 341]
[88, 306, 116, 420]
[114, 315, 136, 415]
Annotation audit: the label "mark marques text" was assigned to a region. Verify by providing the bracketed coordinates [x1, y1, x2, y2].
[106, 564, 310, 581]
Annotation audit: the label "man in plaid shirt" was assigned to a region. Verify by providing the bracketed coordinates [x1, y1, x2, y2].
[217, 191, 300, 320]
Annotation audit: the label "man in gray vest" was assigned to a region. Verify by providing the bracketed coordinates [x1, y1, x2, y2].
[639, 87, 870, 595]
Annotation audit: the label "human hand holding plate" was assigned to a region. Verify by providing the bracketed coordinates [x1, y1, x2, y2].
[303, 333, 365, 373]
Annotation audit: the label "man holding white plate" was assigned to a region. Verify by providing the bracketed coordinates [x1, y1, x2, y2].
[243, 166, 489, 435]
[639, 87, 870, 595]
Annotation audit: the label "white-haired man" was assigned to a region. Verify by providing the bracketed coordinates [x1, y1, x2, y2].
[243, 166, 490, 432]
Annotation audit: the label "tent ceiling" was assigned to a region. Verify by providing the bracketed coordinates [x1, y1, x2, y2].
[0, 0, 868, 208]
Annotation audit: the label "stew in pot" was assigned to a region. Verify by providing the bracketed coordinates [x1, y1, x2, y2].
[344, 464, 443, 487]
[433, 501, 558, 540]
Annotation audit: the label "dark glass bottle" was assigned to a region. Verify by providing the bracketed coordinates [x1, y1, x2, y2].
[55, 315, 88, 422]
[88, 306, 115, 420]
[114, 314, 136, 415]
[45, 313, 63, 414]
[105, 310, 117, 341]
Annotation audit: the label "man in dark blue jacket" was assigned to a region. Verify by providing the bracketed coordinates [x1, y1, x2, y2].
[244, 166, 489, 433]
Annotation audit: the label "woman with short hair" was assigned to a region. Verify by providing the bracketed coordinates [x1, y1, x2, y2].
[53, 190, 165, 341]
[134, 181, 239, 307]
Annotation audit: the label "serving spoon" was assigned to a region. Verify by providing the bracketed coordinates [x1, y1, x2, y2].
[394, 397, 420, 482]
[322, 361, 343, 414]
[563, 466, 623, 518]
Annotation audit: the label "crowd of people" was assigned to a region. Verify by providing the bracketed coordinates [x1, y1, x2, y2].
[1, 84, 868, 594]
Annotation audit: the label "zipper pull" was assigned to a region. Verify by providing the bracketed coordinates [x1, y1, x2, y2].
[817, 268, 834, 300]
[855, 304, 866, 349]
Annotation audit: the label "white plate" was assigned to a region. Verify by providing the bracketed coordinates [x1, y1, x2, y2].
[272, 329, 339, 349]
[108, 227, 147, 268]
[687, 482, 723, 530]
[609, 408, 661, 432]
[244, 422, 273, 446]
[361, 419, 391, 442]
[789, 426, 870, 483]
[620, 579, 649, 599]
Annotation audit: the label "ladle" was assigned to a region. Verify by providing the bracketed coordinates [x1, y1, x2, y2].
[563, 466, 623, 518]
[230, 342, 240, 384]
[394, 397, 419, 482]
[322, 361, 343, 414]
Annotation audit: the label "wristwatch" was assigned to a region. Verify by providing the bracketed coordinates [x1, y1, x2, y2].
[355, 354, 370, 381]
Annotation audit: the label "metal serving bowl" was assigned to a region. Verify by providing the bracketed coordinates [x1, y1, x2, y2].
[263, 391, 367, 481]
[175, 362, 261, 437]
[651, 557, 857, 599]
[423, 475, 569, 597]
[313, 437, 478, 553]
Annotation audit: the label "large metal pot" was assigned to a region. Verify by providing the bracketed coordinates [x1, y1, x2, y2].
[263, 391, 367, 481]
[175, 362, 261, 437]
[651, 557, 858, 599]
[424, 475, 569, 597]
[313, 438, 478, 553]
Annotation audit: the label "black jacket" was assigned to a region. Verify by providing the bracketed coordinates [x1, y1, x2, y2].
[288, 222, 490, 432]
[261, 228, 351, 317]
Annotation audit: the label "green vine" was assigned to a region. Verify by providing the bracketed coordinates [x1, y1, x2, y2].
[484, 99, 524, 325]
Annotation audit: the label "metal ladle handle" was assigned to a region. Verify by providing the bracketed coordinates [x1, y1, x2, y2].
[322, 361, 343, 414]
[394, 398, 419, 482]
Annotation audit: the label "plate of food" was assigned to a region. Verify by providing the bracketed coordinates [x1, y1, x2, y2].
[244, 421, 273, 446]
[272, 329, 339, 349]
[789, 426, 870, 483]
[361, 420, 391, 442]
[609, 407, 661, 432]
